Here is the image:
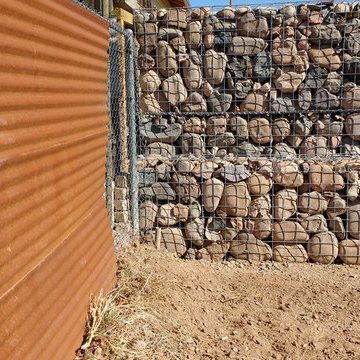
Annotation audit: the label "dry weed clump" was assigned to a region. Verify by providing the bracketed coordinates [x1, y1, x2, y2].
[75, 249, 183, 360]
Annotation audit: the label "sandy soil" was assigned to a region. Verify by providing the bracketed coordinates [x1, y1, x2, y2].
[78, 245, 360, 360]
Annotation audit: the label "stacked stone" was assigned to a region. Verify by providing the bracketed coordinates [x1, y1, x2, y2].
[135, 3, 360, 264]
[137, 3, 360, 158]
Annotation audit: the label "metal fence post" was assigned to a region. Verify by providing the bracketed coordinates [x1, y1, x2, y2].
[124, 29, 139, 234]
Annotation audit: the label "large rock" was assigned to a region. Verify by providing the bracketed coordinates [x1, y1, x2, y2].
[229, 233, 272, 261]
[298, 191, 327, 214]
[228, 116, 249, 140]
[341, 83, 360, 110]
[234, 79, 253, 99]
[136, 22, 157, 54]
[253, 51, 273, 82]
[203, 241, 230, 262]
[203, 50, 227, 85]
[181, 92, 207, 112]
[139, 70, 161, 94]
[273, 161, 304, 188]
[192, 161, 218, 179]
[184, 218, 204, 247]
[310, 24, 342, 45]
[273, 244, 308, 263]
[169, 35, 186, 53]
[272, 119, 290, 143]
[162, 73, 187, 106]
[185, 21, 201, 49]
[247, 172, 272, 195]
[158, 27, 183, 40]
[220, 164, 250, 183]
[203, 178, 224, 212]
[273, 68, 305, 93]
[299, 136, 331, 158]
[274, 189, 297, 221]
[157, 41, 178, 78]
[236, 11, 269, 38]
[206, 116, 227, 135]
[305, 65, 328, 89]
[140, 93, 161, 113]
[327, 193, 347, 218]
[328, 216, 346, 240]
[339, 239, 360, 265]
[324, 72, 342, 94]
[162, 8, 187, 29]
[182, 59, 202, 91]
[272, 37, 297, 65]
[171, 173, 201, 204]
[271, 97, 294, 112]
[227, 56, 253, 78]
[157, 203, 189, 226]
[309, 163, 344, 192]
[273, 221, 309, 243]
[183, 117, 205, 134]
[139, 200, 158, 231]
[248, 117, 271, 144]
[299, 214, 328, 234]
[227, 36, 266, 56]
[273, 143, 296, 159]
[240, 87, 269, 112]
[219, 182, 251, 217]
[151, 182, 176, 201]
[253, 213, 272, 240]
[160, 228, 187, 257]
[345, 29, 360, 55]
[347, 202, 360, 239]
[144, 142, 176, 157]
[138, 54, 155, 70]
[345, 114, 360, 140]
[314, 88, 339, 110]
[307, 232, 338, 264]
[207, 132, 236, 148]
[207, 90, 232, 112]
[140, 120, 182, 143]
[180, 133, 204, 156]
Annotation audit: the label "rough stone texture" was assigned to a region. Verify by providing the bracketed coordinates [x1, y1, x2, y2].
[274, 189, 297, 221]
[298, 191, 327, 214]
[203, 178, 224, 212]
[185, 218, 204, 247]
[339, 239, 360, 265]
[219, 182, 251, 217]
[160, 228, 187, 257]
[229, 233, 272, 261]
[273, 244, 309, 263]
[139, 200, 158, 231]
[307, 231, 338, 264]
[299, 214, 328, 233]
[273, 221, 309, 243]
[309, 163, 345, 192]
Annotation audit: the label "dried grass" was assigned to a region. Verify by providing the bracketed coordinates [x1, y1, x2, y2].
[75, 249, 183, 360]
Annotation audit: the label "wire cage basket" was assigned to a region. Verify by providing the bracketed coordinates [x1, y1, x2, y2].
[133, 2, 360, 265]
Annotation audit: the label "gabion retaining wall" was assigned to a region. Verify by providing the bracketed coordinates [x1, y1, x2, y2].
[134, 2, 360, 265]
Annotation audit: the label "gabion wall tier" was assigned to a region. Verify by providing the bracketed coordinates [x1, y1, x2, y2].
[134, 3, 360, 265]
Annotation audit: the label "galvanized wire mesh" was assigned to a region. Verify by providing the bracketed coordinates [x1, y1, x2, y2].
[134, 3, 360, 265]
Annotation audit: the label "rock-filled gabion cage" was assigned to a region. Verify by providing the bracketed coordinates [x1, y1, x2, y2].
[134, 2, 360, 265]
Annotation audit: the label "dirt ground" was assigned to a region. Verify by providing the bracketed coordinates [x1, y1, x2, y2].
[77, 245, 360, 360]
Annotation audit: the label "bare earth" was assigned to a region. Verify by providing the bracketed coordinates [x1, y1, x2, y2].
[78, 245, 360, 360]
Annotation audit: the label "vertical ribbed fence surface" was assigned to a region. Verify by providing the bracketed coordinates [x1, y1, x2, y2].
[0, 1, 116, 359]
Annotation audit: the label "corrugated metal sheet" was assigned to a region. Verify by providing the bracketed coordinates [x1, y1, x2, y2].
[0, 1, 116, 359]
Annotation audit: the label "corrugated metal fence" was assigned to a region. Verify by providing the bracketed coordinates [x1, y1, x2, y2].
[0, 0, 117, 359]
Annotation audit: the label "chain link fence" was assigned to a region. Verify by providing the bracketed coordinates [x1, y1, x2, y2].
[133, 2, 360, 264]
[107, 20, 140, 246]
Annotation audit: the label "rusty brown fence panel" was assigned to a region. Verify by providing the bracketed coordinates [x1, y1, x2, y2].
[0, 1, 116, 359]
